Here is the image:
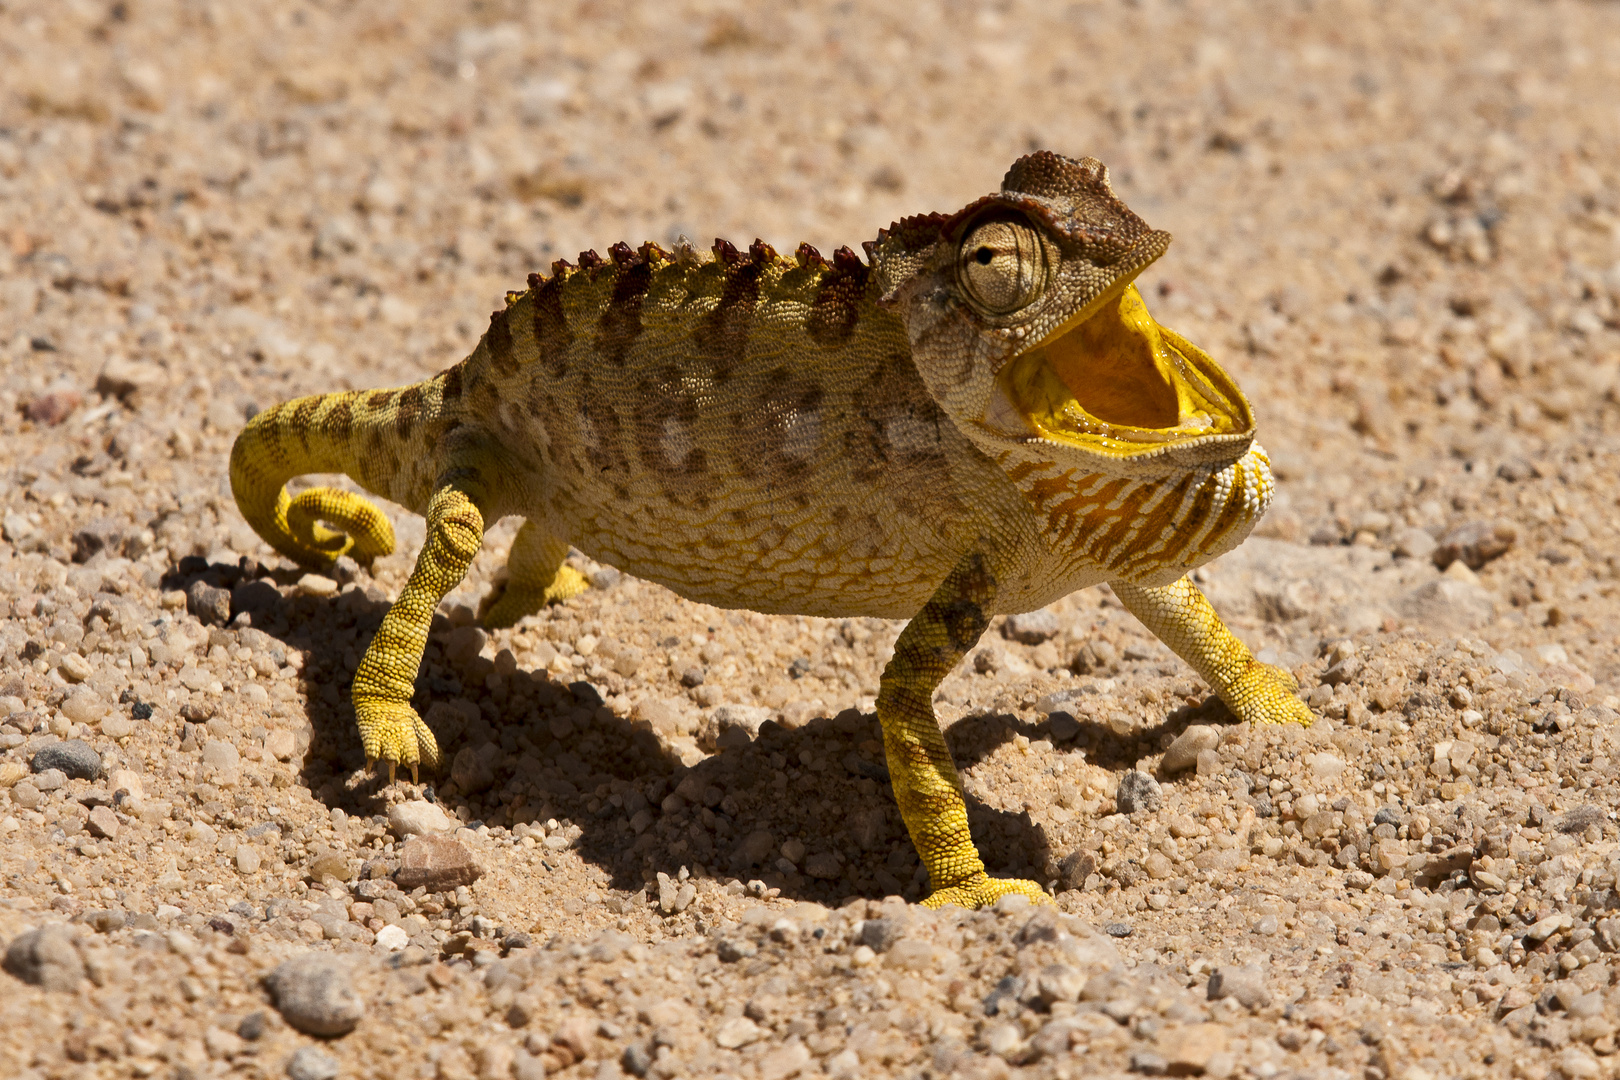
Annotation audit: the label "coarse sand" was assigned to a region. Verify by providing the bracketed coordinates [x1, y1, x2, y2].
[2, 2, 1620, 1079]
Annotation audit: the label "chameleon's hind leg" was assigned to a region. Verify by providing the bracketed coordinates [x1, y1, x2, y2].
[1111, 576, 1313, 727]
[879, 553, 1051, 910]
[351, 479, 488, 782]
[478, 521, 588, 629]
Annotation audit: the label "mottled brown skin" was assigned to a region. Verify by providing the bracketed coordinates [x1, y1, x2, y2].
[231, 152, 1311, 909]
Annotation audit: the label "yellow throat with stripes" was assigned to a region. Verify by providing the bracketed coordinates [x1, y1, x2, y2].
[229, 151, 1312, 909]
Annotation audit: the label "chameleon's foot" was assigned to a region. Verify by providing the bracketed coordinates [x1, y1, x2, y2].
[356, 699, 440, 783]
[1228, 661, 1314, 727]
[921, 872, 1053, 911]
[479, 565, 589, 629]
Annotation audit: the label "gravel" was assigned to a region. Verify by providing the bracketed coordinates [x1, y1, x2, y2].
[1, 3, 1619, 1078]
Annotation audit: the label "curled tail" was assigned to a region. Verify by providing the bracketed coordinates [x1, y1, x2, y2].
[230, 381, 443, 569]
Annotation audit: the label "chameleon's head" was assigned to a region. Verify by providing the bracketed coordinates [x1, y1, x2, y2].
[871, 152, 1255, 479]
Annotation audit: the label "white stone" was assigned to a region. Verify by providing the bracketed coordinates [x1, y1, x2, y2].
[296, 574, 339, 598]
[374, 925, 410, 952]
[388, 800, 451, 837]
[235, 845, 262, 874]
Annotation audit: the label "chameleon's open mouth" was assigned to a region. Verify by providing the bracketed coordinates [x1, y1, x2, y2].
[985, 283, 1255, 462]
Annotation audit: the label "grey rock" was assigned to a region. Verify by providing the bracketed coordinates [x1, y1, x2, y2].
[32, 739, 102, 780]
[1116, 771, 1163, 814]
[186, 579, 233, 626]
[1047, 712, 1082, 742]
[1003, 608, 1061, 644]
[1055, 850, 1095, 892]
[31, 768, 66, 792]
[717, 937, 758, 962]
[3, 924, 85, 991]
[621, 1043, 654, 1077]
[1390, 526, 1437, 561]
[1320, 655, 1363, 686]
[1207, 964, 1271, 1010]
[1160, 724, 1220, 774]
[860, 915, 909, 952]
[1396, 578, 1494, 632]
[286, 1045, 340, 1080]
[1130, 1050, 1168, 1075]
[265, 953, 365, 1036]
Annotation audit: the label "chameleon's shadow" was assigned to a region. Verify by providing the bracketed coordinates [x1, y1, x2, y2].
[163, 556, 1066, 906]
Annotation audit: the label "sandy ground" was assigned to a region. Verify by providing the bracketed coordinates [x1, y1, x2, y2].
[3, 1, 1620, 1079]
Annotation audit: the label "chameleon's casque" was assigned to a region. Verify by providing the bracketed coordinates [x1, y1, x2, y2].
[230, 152, 1311, 909]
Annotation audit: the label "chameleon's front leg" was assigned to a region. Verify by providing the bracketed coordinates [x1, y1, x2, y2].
[1110, 577, 1313, 727]
[351, 481, 487, 782]
[879, 553, 1051, 910]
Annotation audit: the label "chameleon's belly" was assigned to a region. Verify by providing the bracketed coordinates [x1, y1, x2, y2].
[551, 480, 974, 619]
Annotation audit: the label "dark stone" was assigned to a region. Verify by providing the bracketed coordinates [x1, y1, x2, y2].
[285, 1046, 340, 1080]
[860, 915, 909, 952]
[622, 1043, 654, 1078]
[717, 937, 757, 962]
[3, 924, 85, 991]
[1055, 850, 1095, 893]
[31, 739, 103, 780]
[1047, 712, 1082, 742]
[237, 1011, 268, 1040]
[187, 579, 232, 627]
[265, 953, 365, 1037]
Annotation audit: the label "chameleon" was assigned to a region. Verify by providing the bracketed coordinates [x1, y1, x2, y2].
[230, 151, 1311, 910]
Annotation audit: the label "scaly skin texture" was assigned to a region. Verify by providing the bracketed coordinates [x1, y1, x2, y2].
[229, 152, 1311, 907]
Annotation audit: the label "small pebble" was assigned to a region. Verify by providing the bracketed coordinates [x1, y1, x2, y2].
[34, 738, 102, 780]
[2, 924, 84, 992]
[265, 953, 365, 1036]
[285, 1046, 340, 1080]
[1116, 771, 1163, 814]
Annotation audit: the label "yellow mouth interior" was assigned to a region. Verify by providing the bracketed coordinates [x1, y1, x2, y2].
[991, 284, 1251, 456]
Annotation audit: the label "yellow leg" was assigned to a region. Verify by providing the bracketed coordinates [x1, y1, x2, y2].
[351, 483, 486, 782]
[1111, 576, 1313, 726]
[478, 521, 588, 629]
[879, 554, 1051, 910]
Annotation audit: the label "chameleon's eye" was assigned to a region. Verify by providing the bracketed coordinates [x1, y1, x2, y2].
[957, 217, 1047, 315]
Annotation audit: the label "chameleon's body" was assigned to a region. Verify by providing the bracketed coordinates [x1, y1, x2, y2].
[231, 153, 1311, 909]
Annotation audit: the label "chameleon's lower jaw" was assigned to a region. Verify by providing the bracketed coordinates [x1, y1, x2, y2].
[985, 283, 1256, 463]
